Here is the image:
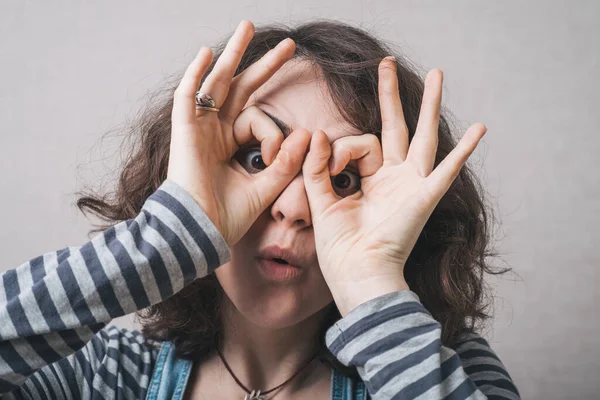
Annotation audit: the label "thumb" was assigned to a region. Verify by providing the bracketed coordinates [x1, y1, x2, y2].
[252, 128, 311, 207]
[302, 130, 338, 217]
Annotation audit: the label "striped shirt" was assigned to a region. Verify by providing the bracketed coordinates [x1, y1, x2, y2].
[0, 179, 521, 399]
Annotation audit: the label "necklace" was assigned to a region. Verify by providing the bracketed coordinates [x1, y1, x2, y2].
[215, 346, 319, 400]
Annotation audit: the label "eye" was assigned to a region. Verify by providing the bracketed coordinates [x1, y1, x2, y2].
[235, 147, 266, 174]
[331, 169, 361, 197]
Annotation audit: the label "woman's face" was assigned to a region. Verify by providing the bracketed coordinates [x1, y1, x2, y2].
[215, 59, 364, 329]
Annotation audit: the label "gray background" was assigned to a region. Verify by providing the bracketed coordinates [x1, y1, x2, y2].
[1, 1, 598, 398]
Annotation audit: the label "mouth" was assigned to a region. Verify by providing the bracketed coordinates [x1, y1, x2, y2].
[257, 258, 302, 281]
[257, 245, 306, 269]
[261, 256, 302, 270]
[256, 245, 305, 281]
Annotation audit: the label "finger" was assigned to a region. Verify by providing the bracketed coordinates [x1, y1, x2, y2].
[198, 20, 255, 108]
[232, 106, 285, 165]
[172, 47, 214, 125]
[302, 130, 339, 217]
[426, 123, 487, 198]
[252, 128, 311, 207]
[219, 38, 296, 123]
[328, 134, 383, 178]
[378, 56, 409, 164]
[406, 69, 443, 176]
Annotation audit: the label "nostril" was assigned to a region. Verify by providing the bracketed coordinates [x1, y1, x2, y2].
[274, 211, 285, 222]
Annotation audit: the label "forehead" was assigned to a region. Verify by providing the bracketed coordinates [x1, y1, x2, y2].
[244, 59, 362, 142]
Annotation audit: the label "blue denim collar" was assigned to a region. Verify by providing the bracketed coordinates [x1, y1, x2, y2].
[146, 341, 367, 400]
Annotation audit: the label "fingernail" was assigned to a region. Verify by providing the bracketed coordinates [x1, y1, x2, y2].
[385, 56, 396, 63]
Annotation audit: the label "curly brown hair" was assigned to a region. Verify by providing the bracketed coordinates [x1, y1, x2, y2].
[76, 20, 512, 378]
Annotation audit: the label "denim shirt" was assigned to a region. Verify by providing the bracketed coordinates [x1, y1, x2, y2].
[146, 341, 368, 400]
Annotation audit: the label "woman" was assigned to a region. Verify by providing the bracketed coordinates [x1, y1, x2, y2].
[0, 19, 520, 399]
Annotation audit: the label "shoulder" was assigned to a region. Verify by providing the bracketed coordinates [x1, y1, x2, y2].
[450, 331, 507, 367]
[75, 325, 164, 395]
[16, 325, 165, 399]
[84, 324, 163, 370]
[451, 331, 521, 398]
[98, 324, 161, 348]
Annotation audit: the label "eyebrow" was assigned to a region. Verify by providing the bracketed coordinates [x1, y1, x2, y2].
[261, 110, 293, 138]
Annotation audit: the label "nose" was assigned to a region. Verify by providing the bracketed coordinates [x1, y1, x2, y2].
[270, 173, 312, 229]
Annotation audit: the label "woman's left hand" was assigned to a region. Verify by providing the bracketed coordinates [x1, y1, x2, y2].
[302, 58, 487, 317]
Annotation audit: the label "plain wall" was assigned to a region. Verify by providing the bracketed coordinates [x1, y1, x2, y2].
[1, 1, 598, 398]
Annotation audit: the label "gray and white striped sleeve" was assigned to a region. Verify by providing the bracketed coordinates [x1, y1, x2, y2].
[0, 179, 230, 397]
[325, 290, 520, 399]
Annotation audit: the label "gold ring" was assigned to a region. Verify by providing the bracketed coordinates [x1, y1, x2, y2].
[195, 106, 220, 112]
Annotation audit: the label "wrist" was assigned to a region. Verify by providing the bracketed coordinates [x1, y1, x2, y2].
[329, 276, 410, 317]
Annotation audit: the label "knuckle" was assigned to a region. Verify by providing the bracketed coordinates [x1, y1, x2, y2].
[262, 53, 280, 73]
[273, 149, 298, 175]
[236, 103, 253, 118]
[304, 151, 330, 173]
[314, 145, 332, 161]
[367, 134, 380, 146]
[314, 146, 331, 163]
[275, 147, 291, 167]
[306, 168, 330, 184]
[384, 88, 398, 98]
[205, 73, 228, 88]
[173, 87, 184, 99]
[331, 139, 350, 154]
[173, 86, 192, 101]
[341, 149, 353, 164]
[263, 131, 282, 145]
[330, 141, 342, 153]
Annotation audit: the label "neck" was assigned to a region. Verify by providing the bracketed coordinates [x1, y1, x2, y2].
[216, 297, 333, 396]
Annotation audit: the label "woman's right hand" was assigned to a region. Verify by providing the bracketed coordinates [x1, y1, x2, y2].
[167, 21, 310, 246]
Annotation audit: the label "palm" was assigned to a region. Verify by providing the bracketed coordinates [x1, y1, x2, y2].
[313, 163, 434, 283]
[176, 118, 268, 244]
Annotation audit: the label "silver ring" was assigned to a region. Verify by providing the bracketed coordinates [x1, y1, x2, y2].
[195, 91, 220, 112]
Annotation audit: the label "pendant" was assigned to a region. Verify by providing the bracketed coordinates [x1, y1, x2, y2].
[244, 390, 266, 400]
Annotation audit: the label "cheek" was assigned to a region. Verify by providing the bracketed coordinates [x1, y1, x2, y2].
[308, 262, 333, 302]
[244, 209, 272, 239]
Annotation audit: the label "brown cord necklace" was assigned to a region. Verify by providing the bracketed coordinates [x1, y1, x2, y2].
[215, 346, 319, 400]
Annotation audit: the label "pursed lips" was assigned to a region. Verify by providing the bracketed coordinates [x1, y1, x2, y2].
[257, 245, 307, 269]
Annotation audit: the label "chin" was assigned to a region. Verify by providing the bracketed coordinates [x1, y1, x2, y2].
[246, 297, 314, 329]
[230, 280, 330, 330]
